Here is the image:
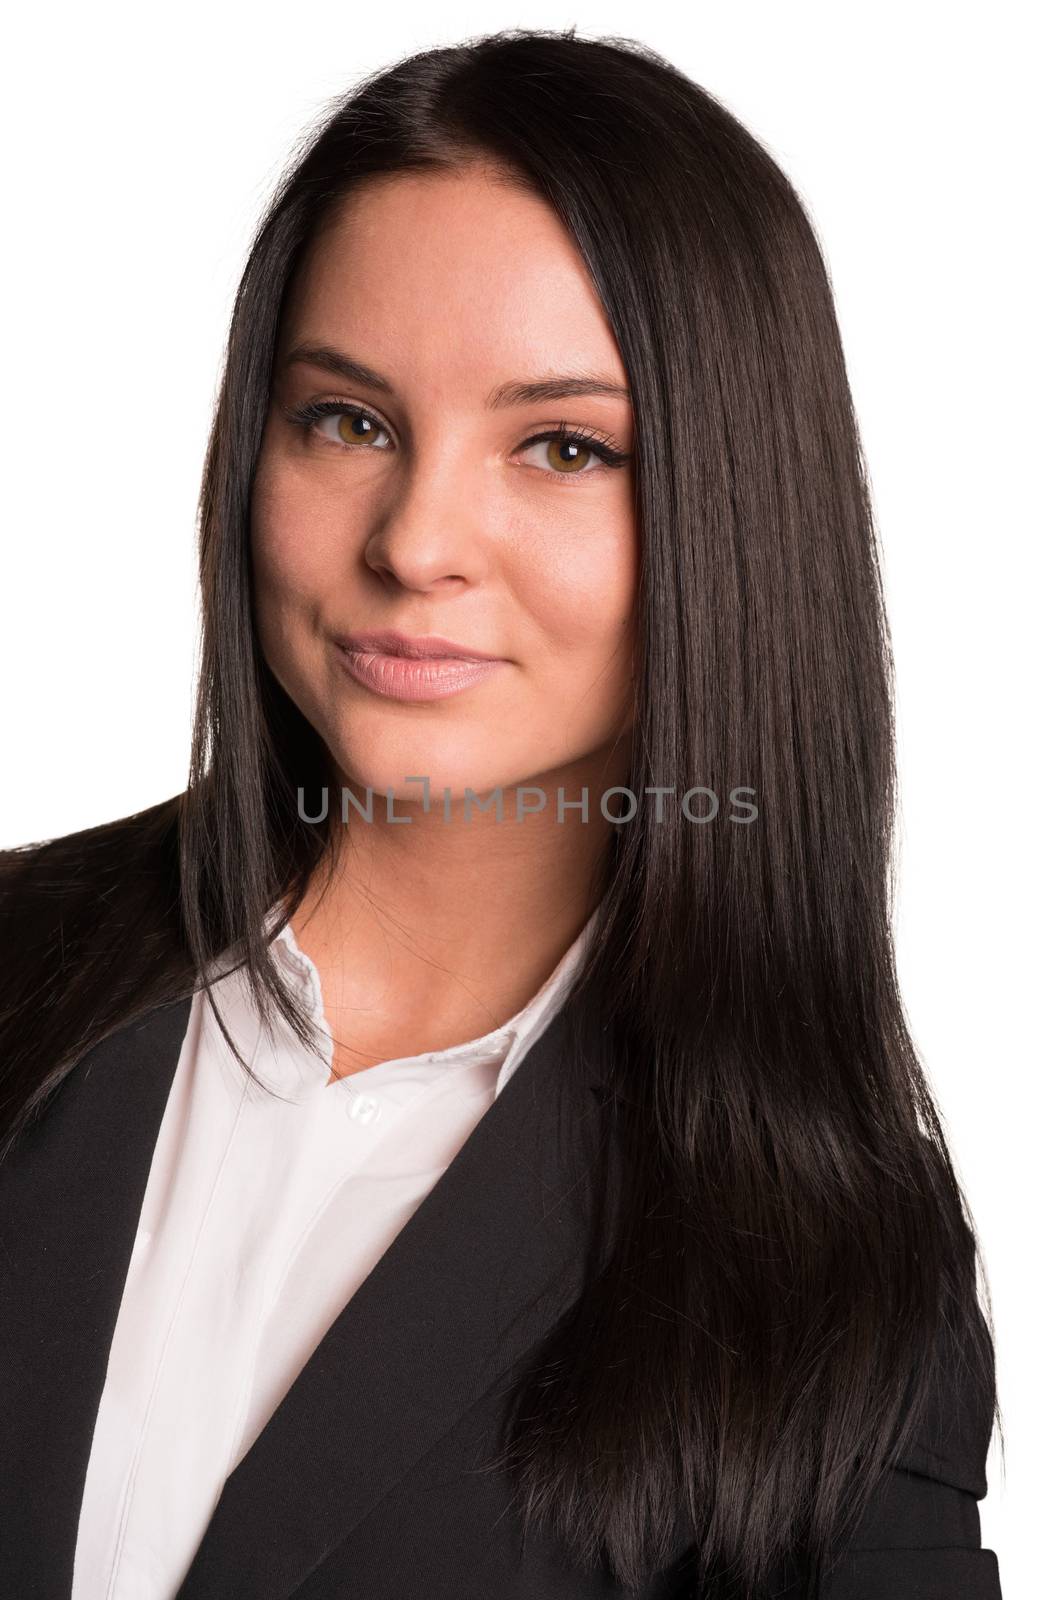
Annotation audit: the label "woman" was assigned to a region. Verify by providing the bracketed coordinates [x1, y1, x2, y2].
[0, 26, 1000, 1600]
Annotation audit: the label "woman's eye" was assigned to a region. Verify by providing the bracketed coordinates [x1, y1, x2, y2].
[328, 408, 392, 448]
[517, 435, 604, 476]
[288, 401, 393, 450]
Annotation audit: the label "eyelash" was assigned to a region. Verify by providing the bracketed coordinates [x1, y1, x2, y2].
[281, 399, 631, 480]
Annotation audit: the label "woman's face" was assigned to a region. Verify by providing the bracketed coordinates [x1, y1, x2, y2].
[251, 161, 638, 806]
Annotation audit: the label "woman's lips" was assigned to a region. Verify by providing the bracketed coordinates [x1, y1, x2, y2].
[334, 644, 506, 703]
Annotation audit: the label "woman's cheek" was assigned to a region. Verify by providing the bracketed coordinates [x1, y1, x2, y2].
[525, 537, 636, 651]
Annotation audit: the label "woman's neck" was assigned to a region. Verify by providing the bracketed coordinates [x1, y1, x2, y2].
[288, 755, 623, 1076]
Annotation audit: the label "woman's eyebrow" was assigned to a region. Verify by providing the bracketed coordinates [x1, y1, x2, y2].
[283, 342, 631, 408]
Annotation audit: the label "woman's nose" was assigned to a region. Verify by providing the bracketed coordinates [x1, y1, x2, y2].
[361, 451, 492, 593]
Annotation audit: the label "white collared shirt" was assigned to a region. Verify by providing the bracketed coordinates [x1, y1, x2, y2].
[71, 908, 596, 1600]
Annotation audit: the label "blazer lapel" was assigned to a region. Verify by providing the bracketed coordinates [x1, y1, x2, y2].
[177, 997, 614, 1600]
[0, 984, 615, 1600]
[0, 996, 193, 1599]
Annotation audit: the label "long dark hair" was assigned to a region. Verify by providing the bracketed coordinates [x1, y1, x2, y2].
[1, 26, 995, 1596]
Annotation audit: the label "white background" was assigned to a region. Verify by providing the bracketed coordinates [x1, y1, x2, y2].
[1, 3, 1042, 1591]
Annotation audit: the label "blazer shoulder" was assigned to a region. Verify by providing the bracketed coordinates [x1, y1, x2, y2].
[0, 794, 190, 1099]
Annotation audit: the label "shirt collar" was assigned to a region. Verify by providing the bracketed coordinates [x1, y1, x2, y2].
[262, 902, 599, 1098]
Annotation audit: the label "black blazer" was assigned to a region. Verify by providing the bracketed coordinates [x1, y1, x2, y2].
[0, 993, 1002, 1599]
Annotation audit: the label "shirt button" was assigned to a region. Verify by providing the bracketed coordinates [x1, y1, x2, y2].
[347, 1093, 382, 1125]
